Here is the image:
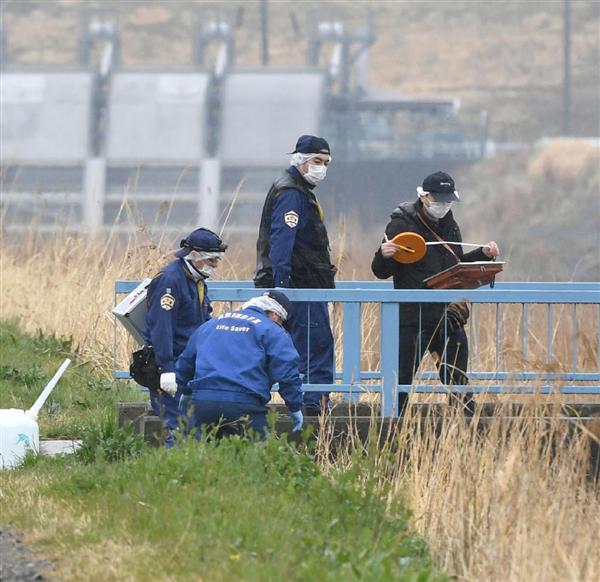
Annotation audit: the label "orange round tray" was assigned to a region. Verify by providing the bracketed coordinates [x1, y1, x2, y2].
[390, 232, 427, 264]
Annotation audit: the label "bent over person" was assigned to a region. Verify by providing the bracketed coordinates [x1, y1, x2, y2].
[254, 135, 336, 415]
[371, 171, 499, 415]
[176, 290, 304, 439]
[142, 227, 227, 445]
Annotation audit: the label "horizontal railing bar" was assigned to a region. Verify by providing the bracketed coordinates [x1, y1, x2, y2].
[402, 385, 600, 394]
[116, 280, 600, 293]
[117, 369, 600, 383]
[416, 372, 600, 381]
[335, 370, 600, 382]
[204, 281, 600, 291]
[113, 371, 600, 395]
[207, 289, 600, 304]
[334, 371, 600, 381]
[114, 280, 600, 304]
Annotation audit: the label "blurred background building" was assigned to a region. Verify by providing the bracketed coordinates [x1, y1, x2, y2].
[0, 1, 598, 279]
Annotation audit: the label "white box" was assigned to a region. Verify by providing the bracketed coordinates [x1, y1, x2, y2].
[112, 278, 152, 346]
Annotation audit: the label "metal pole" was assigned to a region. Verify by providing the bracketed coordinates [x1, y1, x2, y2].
[260, 0, 269, 66]
[563, 0, 572, 135]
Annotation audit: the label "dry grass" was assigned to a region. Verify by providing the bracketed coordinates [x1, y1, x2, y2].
[2, 223, 598, 387]
[1, 223, 599, 581]
[314, 405, 600, 582]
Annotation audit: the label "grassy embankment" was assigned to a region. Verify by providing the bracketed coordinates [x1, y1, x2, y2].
[1, 319, 598, 581]
[0, 321, 441, 581]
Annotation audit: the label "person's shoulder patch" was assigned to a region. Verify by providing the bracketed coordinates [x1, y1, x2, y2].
[160, 293, 176, 311]
[284, 211, 299, 228]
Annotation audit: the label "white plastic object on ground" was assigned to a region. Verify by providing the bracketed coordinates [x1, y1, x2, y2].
[0, 359, 71, 469]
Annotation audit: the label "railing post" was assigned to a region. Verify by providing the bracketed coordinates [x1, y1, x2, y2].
[342, 302, 361, 402]
[380, 301, 399, 417]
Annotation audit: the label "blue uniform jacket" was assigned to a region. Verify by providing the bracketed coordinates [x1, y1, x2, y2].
[175, 306, 304, 412]
[142, 259, 211, 374]
[269, 167, 326, 287]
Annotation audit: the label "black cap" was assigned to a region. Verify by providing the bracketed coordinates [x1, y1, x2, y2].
[175, 228, 227, 258]
[419, 171, 460, 202]
[290, 135, 331, 156]
[264, 290, 292, 321]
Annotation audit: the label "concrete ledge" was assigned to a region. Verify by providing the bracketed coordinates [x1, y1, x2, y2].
[137, 413, 599, 478]
[118, 400, 600, 424]
[117, 401, 150, 433]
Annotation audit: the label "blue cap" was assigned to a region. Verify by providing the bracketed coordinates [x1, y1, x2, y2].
[264, 289, 292, 320]
[175, 228, 227, 258]
[290, 135, 331, 156]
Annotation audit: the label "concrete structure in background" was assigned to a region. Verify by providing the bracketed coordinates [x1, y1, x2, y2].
[102, 72, 214, 232]
[1, 72, 92, 162]
[1, 72, 92, 231]
[0, 15, 489, 235]
[106, 73, 209, 163]
[220, 71, 325, 166]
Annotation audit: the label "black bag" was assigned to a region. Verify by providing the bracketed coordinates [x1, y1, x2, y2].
[130, 346, 161, 391]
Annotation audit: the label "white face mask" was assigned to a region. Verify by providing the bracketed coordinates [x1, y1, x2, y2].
[425, 201, 452, 219]
[304, 163, 328, 185]
[184, 258, 215, 280]
[198, 265, 214, 278]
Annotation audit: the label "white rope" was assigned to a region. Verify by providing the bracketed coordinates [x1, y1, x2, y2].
[425, 241, 486, 248]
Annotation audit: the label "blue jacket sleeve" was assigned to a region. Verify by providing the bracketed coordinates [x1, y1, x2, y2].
[264, 326, 304, 412]
[146, 274, 179, 373]
[175, 327, 199, 391]
[268, 189, 304, 287]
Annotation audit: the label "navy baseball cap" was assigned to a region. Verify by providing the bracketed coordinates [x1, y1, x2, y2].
[175, 228, 227, 258]
[417, 171, 460, 202]
[265, 289, 292, 321]
[290, 135, 331, 156]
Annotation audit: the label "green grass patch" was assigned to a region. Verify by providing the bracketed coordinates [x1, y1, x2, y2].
[0, 321, 444, 580]
[1, 436, 444, 581]
[0, 319, 144, 438]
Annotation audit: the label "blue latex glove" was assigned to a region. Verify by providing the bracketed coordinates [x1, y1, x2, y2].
[289, 410, 303, 432]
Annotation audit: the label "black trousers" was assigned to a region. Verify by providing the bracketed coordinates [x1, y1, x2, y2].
[398, 324, 473, 415]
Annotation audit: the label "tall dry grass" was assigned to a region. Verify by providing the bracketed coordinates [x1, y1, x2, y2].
[1, 223, 599, 581]
[316, 405, 600, 581]
[2, 223, 597, 388]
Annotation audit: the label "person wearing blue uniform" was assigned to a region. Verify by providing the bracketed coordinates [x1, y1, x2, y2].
[142, 227, 227, 445]
[254, 135, 336, 415]
[176, 290, 304, 439]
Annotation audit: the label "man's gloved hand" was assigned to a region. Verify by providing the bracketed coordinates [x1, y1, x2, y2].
[160, 372, 178, 397]
[444, 301, 470, 334]
[289, 410, 303, 432]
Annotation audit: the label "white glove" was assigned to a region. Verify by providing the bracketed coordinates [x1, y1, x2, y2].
[160, 372, 178, 397]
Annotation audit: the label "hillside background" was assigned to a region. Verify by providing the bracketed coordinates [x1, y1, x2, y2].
[1, 0, 599, 280]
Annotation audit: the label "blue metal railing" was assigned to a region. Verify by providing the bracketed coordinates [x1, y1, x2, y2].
[114, 280, 600, 417]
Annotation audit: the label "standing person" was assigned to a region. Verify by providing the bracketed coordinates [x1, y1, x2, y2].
[142, 227, 227, 445]
[176, 290, 304, 439]
[371, 171, 499, 415]
[254, 135, 337, 415]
